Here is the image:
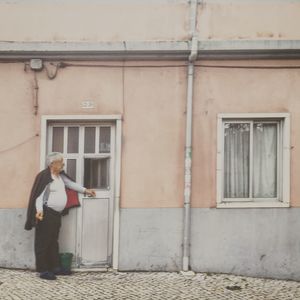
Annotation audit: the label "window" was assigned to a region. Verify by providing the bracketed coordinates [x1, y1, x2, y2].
[217, 113, 290, 208]
[49, 124, 112, 188]
[84, 157, 110, 189]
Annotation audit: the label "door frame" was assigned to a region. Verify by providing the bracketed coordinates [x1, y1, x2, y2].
[40, 114, 122, 270]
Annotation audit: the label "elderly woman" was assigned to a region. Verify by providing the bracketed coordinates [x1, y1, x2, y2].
[25, 152, 96, 280]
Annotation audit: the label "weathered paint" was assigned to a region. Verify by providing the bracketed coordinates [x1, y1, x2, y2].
[0, 2, 189, 42]
[0, 62, 186, 209]
[197, 1, 300, 40]
[0, 1, 299, 42]
[190, 208, 300, 281]
[118, 208, 183, 271]
[0, 208, 182, 271]
[192, 60, 300, 208]
[1, 60, 300, 209]
[113, 207, 300, 280]
[2, 206, 300, 280]
[0, 209, 34, 269]
[0, 64, 40, 209]
[121, 65, 186, 208]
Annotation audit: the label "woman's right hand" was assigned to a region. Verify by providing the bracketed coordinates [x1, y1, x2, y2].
[36, 211, 43, 221]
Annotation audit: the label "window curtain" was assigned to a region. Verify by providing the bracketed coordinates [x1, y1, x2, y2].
[253, 123, 277, 198]
[224, 123, 250, 198]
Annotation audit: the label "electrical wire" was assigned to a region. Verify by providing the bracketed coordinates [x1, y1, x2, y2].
[195, 64, 300, 69]
[55, 62, 300, 70]
[44, 62, 61, 79]
[0, 134, 39, 154]
[58, 62, 188, 68]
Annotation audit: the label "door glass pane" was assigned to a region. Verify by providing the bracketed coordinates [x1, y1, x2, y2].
[66, 159, 77, 181]
[84, 158, 110, 189]
[99, 127, 111, 153]
[52, 127, 64, 152]
[224, 123, 250, 198]
[67, 127, 79, 153]
[253, 123, 277, 198]
[84, 127, 96, 153]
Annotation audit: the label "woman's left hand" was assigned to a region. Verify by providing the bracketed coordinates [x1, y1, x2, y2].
[85, 189, 96, 197]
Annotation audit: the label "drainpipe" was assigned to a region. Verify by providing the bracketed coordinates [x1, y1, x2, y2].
[182, 0, 199, 272]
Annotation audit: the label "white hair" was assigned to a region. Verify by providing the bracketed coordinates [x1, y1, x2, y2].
[46, 152, 64, 166]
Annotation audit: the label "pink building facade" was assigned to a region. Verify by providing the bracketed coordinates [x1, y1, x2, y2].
[0, 0, 300, 280]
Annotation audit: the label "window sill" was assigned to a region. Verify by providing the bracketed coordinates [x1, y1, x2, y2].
[217, 201, 290, 208]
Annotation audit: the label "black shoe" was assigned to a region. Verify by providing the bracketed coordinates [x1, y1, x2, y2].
[53, 268, 72, 276]
[40, 271, 57, 280]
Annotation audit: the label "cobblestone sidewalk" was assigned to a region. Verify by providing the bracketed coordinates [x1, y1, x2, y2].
[0, 268, 300, 300]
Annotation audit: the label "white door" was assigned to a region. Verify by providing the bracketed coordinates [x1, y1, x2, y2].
[47, 123, 115, 268]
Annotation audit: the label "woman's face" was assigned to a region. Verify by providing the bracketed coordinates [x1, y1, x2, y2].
[51, 158, 65, 173]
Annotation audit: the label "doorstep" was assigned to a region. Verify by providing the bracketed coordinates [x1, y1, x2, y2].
[72, 267, 109, 272]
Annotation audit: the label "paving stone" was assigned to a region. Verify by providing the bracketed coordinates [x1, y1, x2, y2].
[0, 268, 299, 299]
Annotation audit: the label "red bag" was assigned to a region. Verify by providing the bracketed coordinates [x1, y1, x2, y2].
[65, 188, 80, 209]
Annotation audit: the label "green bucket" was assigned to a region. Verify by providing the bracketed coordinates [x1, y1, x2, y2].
[59, 252, 73, 271]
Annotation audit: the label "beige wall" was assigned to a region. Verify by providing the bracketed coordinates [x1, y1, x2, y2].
[37, 63, 124, 115]
[1, 60, 300, 209]
[198, 1, 300, 40]
[192, 60, 300, 208]
[0, 1, 299, 42]
[0, 64, 40, 209]
[0, 2, 189, 42]
[121, 64, 186, 208]
[0, 61, 186, 209]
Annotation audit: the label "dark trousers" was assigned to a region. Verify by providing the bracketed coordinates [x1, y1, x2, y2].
[34, 206, 62, 273]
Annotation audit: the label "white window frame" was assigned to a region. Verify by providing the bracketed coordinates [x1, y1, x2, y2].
[216, 113, 290, 208]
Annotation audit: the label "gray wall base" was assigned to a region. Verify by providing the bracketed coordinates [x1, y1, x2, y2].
[118, 208, 183, 271]
[2, 207, 300, 280]
[0, 209, 35, 270]
[191, 208, 300, 281]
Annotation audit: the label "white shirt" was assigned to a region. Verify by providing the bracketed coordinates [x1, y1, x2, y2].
[46, 174, 68, 212]
[35, 173, 87, 213]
